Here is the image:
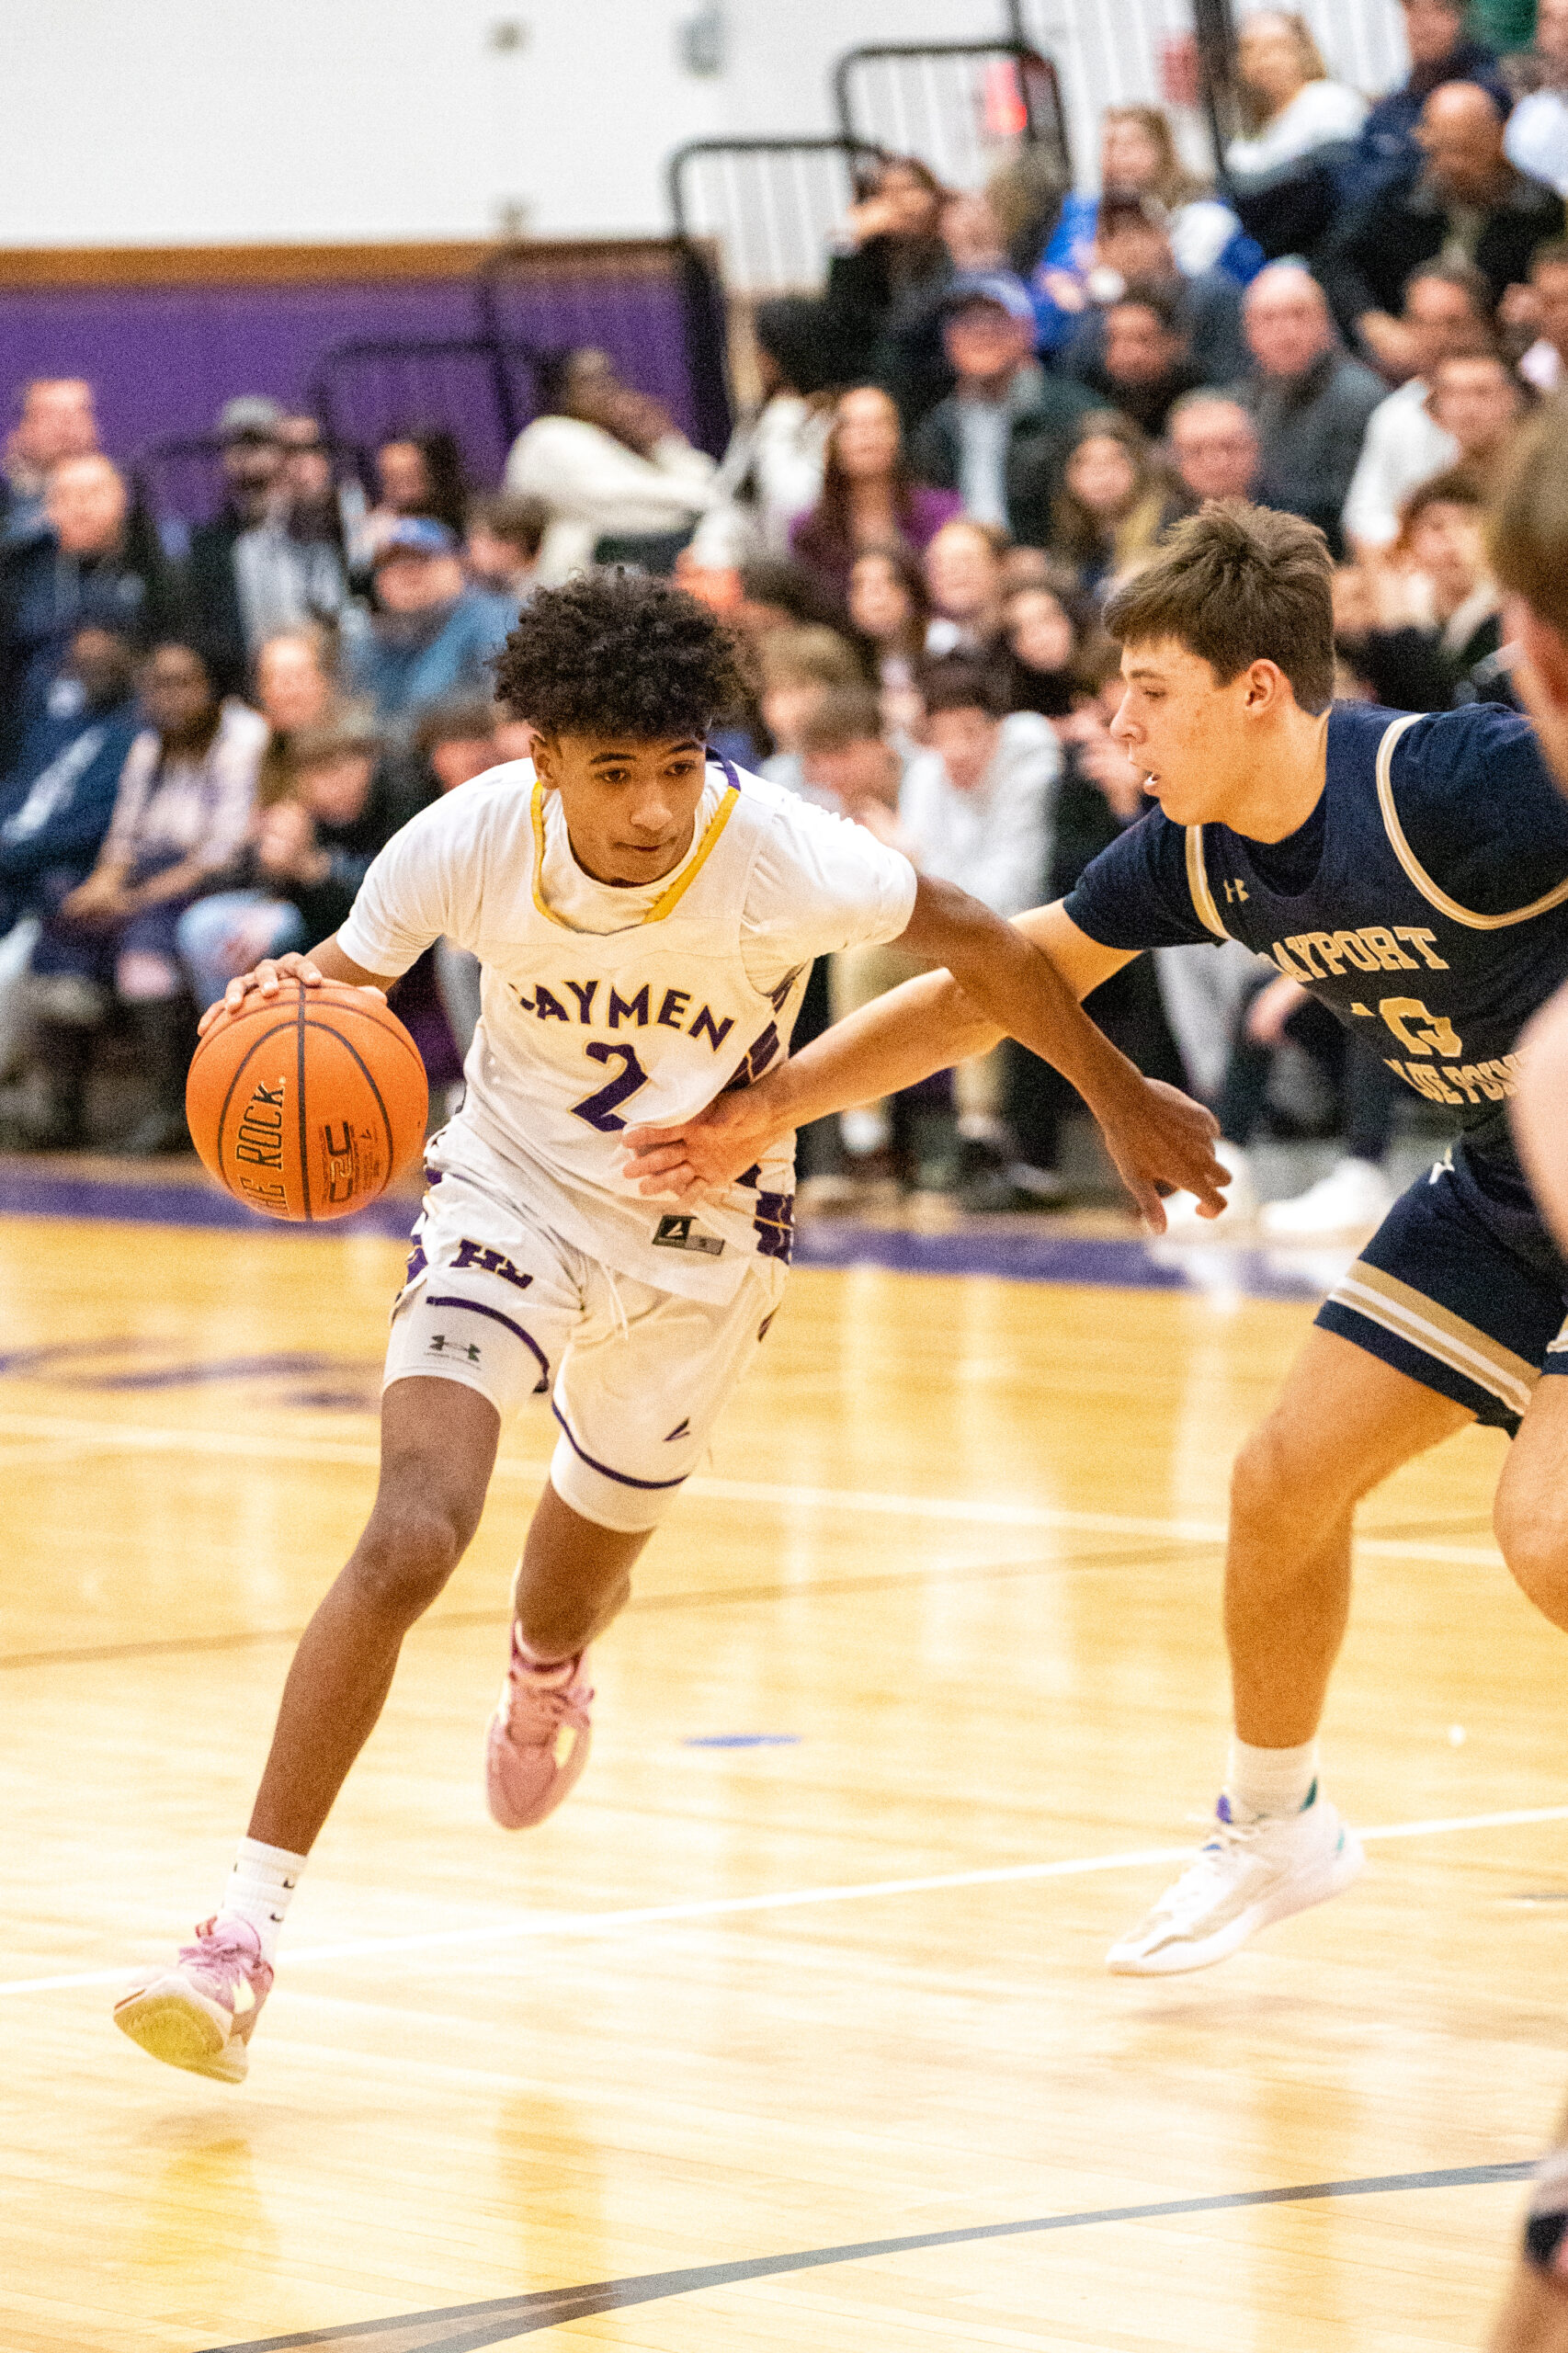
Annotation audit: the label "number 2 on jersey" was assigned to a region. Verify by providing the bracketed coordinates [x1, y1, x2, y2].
[570, 1040, 651, 1132]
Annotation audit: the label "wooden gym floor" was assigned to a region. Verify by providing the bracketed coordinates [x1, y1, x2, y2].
[2, 1169, 1564, 2351]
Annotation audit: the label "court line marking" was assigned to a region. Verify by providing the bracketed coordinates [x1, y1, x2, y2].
[7, 1803, 1567, 1998]
[0, 1408, 1508, 1564]
[197, 2161, 1540, 2351]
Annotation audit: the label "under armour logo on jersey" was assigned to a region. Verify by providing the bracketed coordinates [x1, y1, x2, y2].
[427, 1333, 482, 1362]
[665, 1417, 691, 1441]
[1222, 879, 1249, 904]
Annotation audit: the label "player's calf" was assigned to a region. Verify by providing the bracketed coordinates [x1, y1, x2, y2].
[1495, 1381, 1568, 1634]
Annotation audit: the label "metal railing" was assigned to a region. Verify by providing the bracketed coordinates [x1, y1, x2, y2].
[306, 334, 542, 492]
[833, 41, 1072, 193]
[667, 136, 889, 301]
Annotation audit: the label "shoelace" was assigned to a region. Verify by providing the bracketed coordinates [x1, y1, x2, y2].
[178, 1920, 262, 1981]
[1146, 1816, 1269, 1928]
[506, 1661, 594, 1732]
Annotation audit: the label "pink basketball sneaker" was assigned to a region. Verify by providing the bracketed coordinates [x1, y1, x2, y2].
[484, 1630, 595, 1829]
[113, 1916, 273, 2084]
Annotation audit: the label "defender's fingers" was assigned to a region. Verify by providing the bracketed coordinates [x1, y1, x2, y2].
[1131, 1176, 1167, 1235]
[623, 1122, 687, 1155]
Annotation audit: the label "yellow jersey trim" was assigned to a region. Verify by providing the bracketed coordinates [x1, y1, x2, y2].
[1375, 710, 1568, 931]
[1185, 825, 1229, 939]
[529, 780, 741, 930]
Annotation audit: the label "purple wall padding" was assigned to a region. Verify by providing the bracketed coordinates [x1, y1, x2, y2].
[0, 260, 702, 490]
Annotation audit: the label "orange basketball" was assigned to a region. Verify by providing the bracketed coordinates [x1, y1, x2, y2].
[186, 979, 428, 1222]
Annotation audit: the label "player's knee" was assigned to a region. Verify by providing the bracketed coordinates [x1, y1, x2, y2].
[1230, 1415, 1311, 1536]
[351, 1495, 472, 1620]
[1495, 1486, 1568, 1626]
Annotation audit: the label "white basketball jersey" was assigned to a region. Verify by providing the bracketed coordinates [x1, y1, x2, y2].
[341, 758, 915, 1302]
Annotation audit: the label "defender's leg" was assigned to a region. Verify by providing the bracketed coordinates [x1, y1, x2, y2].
[1108, 1331, 1471, 1977]
[1496, 1374, 1568, 1631]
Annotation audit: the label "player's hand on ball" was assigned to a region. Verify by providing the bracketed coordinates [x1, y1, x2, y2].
[199, 954, 384, 1037]
[623, 1092, 776, 1200]
[1101, 1076, 1226, 1234]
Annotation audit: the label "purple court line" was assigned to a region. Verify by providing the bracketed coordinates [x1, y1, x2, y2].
[198, 2161, 1537, 2350]
[0, 1163, 1333, 1301]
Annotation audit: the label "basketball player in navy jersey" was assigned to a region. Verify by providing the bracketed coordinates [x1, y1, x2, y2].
[112, 573, 1222, 2084]
[1473, 407, 1568, 2352]
[630, 500, 1568, 1980]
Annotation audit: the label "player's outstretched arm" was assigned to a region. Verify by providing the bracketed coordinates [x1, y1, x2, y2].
[196, 938, 399, 1036]
[897, 878, 1223, 1229]
[627, 887, 1226, 1230]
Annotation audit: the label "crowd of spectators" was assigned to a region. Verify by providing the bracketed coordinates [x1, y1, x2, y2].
[1, 0, 1563, 1232]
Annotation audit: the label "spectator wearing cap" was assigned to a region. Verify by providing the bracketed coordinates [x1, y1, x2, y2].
[1341, 260, 1494, 551]
[907, 273, 1094, 549]
[341, 518, 514, 737]
[689, 299, 836, 570]
[1346, 0, 1513, 203]
[1167, 392, 1264, 507]
[0, 452, 179, 775]
[1061, 281, 1208, 439]
[1322, 84, 1564, 370]
[504, 347, 718, 583]
[0, 378, 97, 551]
[175, 710, 434, 1010]
[464, 492, 548, 609]
[1241, 263, 1385, 553]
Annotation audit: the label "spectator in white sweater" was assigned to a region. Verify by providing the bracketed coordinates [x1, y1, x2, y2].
[1341, 261, 1494, 554]
[827, 654, 1058, 1178]
[504, 347, 717, 583]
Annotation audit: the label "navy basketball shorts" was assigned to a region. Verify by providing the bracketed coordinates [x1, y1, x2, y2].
[1315, 1148, 1568, 1433]
[384, 1156, 787, 1533]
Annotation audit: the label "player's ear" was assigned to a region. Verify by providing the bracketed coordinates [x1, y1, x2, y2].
[1244, 659, 1285, 712]
[529, 732, 559, 787]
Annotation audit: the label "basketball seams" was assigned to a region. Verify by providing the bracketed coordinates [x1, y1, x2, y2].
[296, 987, 312, 1224]
[188, 980, 426, 1222]
[203, 1019, 301, 1208]
[307, 1021, 399, 1177]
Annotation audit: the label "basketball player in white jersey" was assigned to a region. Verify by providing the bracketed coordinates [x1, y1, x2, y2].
[113, 572, 1222, 2082]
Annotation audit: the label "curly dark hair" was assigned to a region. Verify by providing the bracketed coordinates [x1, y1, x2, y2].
[493, 571, 746, 739]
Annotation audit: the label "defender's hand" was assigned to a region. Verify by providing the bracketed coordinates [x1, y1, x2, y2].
[623, 1090, 778, 1200]
[1098, 1076, 1226, 1234]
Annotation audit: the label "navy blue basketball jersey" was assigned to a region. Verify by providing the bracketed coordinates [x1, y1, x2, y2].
[1066, 702, 1568, 1157]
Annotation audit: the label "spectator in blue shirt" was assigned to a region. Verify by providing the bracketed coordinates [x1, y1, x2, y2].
[0, 453, 178, 775]
[0, 624, 139, 942]
[1345, 0, 1513, 202]
[341, 518, 513, 738]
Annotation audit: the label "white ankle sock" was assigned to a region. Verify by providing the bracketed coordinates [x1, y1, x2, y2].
[1225, 1735, 1319, 1821]
[218, 1836, 306, 1965]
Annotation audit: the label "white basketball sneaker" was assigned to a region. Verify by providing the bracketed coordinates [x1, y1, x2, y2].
[1260, 1155, 1392, 1237]
[1160, 1138, 1257, 1233]
[1106, 1785, 1363, 1975]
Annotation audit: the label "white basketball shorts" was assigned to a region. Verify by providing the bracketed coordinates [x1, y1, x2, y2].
[383, 1150, 787, 1532]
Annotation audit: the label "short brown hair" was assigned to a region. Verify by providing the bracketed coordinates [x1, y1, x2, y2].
[799, 686, 885, 753]
[1488, 394, 1568, 637]
[1103, 500, 1335, 713]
